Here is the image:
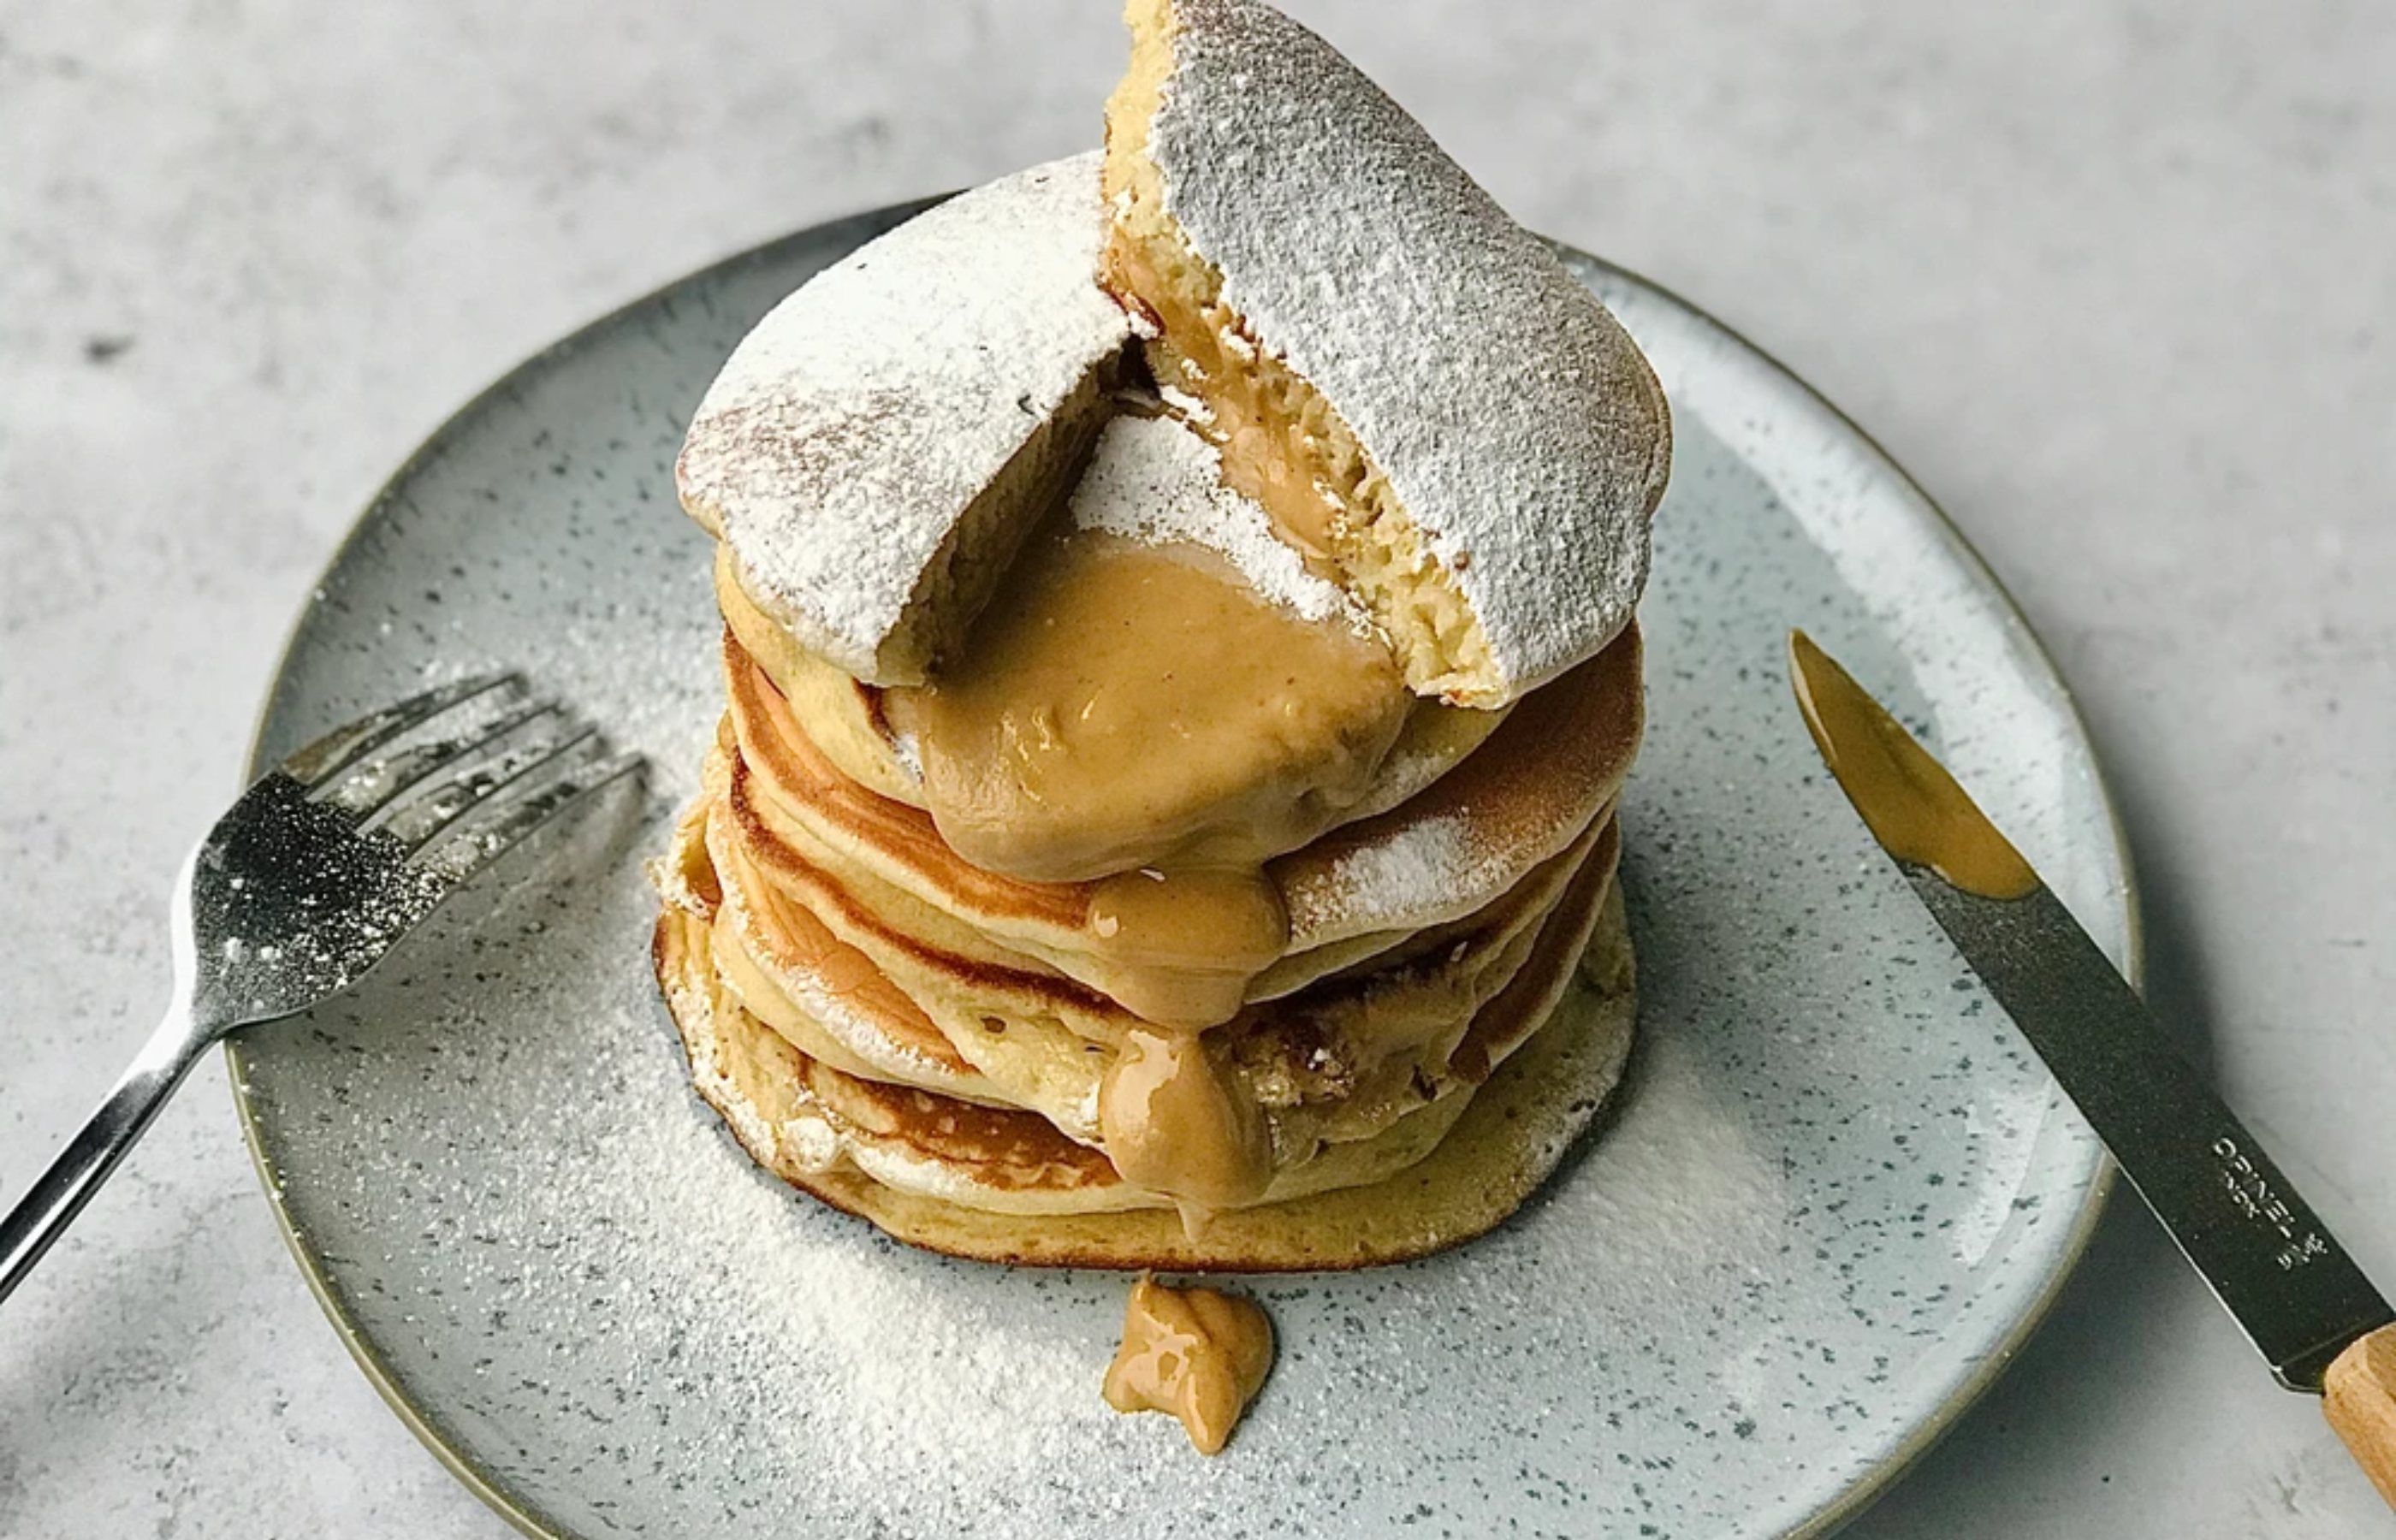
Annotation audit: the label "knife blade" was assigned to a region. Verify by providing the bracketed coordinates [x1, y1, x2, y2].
[1786, 629, 2396, 1505]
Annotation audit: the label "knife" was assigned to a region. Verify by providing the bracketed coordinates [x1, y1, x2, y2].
[1786, 630, 2396, 1507]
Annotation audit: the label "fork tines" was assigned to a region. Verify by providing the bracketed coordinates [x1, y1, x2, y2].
[415, 748, 646, 886]
[280, 674, 643, 878]
[277, 672, 518, 787]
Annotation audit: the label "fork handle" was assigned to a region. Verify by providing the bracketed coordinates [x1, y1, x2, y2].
[0, 1003, 210, 1306]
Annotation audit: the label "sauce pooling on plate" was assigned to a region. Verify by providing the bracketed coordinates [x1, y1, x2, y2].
[1102, 1274, 1275, 1454]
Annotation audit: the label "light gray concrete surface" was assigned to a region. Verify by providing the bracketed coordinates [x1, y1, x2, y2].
[3, 2, 2390, 1534]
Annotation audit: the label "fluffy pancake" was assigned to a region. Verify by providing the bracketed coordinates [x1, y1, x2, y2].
[688, 727, 1618, 1145]
[1101, 0, 1670, 707]
[722, 619, 1640, 1016]
[653, 848, 1635, 1268]
[678, 153, 1136, 685]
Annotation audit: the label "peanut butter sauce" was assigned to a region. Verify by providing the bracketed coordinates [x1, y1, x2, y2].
[1787, 631, 2039, 900]
[1112, 241, 1346, 560]
[884, 529, 1409, 885]
[1084, 865, 1287, 1028]
[881, 481, 1415, 1214]
[1102, 1274, 1275, 1454]
[1098, 1027, 1274, 1227]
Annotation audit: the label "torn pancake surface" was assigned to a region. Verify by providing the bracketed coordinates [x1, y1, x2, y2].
[1102, 0, 1670, 707]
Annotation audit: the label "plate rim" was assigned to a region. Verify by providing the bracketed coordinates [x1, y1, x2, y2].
[224, 203, 2135, 1540]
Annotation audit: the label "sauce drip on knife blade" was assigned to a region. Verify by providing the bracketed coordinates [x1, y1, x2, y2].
[1787, 631, 2039, 901]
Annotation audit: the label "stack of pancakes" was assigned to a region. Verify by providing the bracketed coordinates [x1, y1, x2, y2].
[651, 0, 1669, 1271]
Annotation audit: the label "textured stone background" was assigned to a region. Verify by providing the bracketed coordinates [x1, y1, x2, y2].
[3, 1, 2391, 1534]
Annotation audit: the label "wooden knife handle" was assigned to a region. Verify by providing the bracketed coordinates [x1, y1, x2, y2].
[2325, 1323, 2396, 1508]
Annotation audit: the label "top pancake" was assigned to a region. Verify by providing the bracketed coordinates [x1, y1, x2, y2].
[677, 153, 1136, 684]
[1102, 0, 1672, 706]
[681, 109, 1668, 716]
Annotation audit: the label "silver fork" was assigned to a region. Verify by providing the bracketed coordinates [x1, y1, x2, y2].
[0, 673, 643, 1306]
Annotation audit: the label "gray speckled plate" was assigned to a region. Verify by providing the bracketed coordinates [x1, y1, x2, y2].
[228, 204, 2132, 1540]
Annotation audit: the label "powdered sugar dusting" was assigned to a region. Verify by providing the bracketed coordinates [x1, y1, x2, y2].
[1144, 0, 1670, 696]
[1070, 415, 1367, 631]
[1283, 811, 1498, 943]
[679, 152, 1132, 679]
[1154, 382, 1214, 424]
[888, 720, 924, 783]
[611, 1046, 1106, 1507]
